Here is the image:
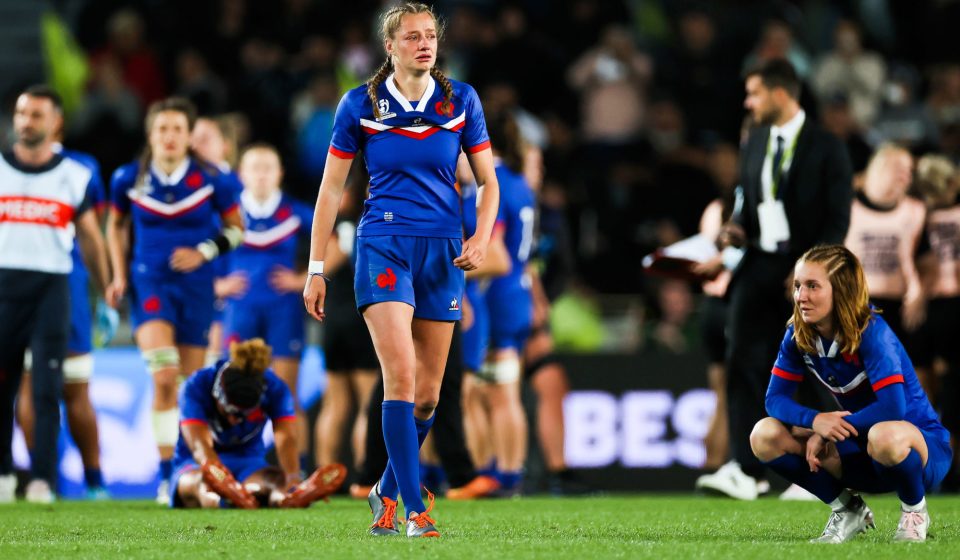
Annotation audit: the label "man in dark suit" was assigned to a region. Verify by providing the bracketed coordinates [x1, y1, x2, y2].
[696, 59, 853, 499]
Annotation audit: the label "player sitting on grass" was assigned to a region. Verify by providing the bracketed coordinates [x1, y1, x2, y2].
[171, 338, 345, 508]
[750, 245, 952, 543]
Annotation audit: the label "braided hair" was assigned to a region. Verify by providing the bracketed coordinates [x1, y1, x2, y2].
[367, 3, 452, 120]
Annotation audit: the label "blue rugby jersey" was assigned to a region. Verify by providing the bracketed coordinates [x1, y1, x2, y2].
[59, 147, 106, 272]
[110, 158, 239, 277]
[227, 190, 313, 302]
[488, 162, 536, 291]
[175, 362, 296, 460]
[768, 315, 948, 441]
[329, 74, 489, 238]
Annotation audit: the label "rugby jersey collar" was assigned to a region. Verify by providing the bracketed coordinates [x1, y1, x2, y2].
[241, 189, 283, 219]
[815, 336, 839, 358]
[2, 149, 64, 174]
[385, 72, 436, 113]
[150, 158, 191, 186]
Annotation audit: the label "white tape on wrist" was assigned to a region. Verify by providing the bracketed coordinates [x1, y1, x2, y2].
[308, 260, 325, 275]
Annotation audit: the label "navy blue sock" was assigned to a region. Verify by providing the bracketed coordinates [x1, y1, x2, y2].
[159, 459, 173, 482]
[874, 449, 925, 506]
[419, 463, 446, 489]
[764, 453, 843, 504]
[496, 470, 522, 491]
[478, 459, 497, 478]
[378, 411, 434, 501]
[379, 401, 426, 516]
[84, 467, 104, 489]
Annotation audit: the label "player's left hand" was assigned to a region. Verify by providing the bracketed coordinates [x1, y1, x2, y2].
[454, 235, 487, 271]
[170, 247, 207, 273]
[270, 266, 306, 294]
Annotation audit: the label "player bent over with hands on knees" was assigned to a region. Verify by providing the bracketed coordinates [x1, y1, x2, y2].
[171, 338, 346, 509]
[750, 244, 952, 543]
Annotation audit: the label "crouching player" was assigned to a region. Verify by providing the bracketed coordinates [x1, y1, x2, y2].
[750, 245, 952, 543]
[171, 338, 346, 508]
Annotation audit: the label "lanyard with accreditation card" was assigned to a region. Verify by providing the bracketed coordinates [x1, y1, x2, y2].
[767, 122, 803, 200]
[759, 123, 803, 253]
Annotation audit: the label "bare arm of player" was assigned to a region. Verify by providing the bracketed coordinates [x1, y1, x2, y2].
[170, 207, 245, 273]
[75, 208, 112, 301]
[465, 227, 510, 280]
[105, 208, 130, 308]
[303, 153, 353, 322]
[272, 419, 302, 487]
[182, 422, 220, 466]
[456, 147, 500, 271]
[527, 263, 551, 329]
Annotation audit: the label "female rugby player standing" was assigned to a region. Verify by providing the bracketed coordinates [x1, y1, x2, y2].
[303, 3, 499, 537]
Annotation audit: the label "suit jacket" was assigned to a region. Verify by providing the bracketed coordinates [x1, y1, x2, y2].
[735, 119, 853, 260]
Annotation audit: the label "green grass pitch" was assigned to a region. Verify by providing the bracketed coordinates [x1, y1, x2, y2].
[2, 495, 959, 559]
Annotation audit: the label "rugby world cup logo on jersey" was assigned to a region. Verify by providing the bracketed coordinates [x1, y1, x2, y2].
[377, 99, 397, 121]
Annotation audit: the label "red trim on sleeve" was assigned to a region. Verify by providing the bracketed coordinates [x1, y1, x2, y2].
[772, 367, 804, 382]
[109, 202, 126, 215]
[273, 415, 298, 423]
[871, 374, 904, 392]
[328, 146, 355, 160]
[220, 202, 240, 217]
[179, 419, 206, 426]
[466, 140, 491, 154]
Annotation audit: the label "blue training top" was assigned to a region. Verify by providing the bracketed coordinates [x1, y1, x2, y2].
[175, 362, 296, 461]
[110, 158, 239, 278]
[227, 190, 313, 302]
[767, 314, 949, 442]
[328, 74, 489, 239]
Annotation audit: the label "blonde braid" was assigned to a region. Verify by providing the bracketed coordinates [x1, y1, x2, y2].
[430, 66, 454, 117]
[367, 58, 394, 121]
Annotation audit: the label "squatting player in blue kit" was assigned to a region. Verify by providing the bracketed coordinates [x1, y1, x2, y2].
[750, 245, 952, 543]
[302, 3, 500, 538]
[106, 97, 244, 504]
[171, 338, 344, 509]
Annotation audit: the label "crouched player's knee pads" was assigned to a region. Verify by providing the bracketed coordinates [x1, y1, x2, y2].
[477, 357, 522, 385]
[63, 354, 94, 383]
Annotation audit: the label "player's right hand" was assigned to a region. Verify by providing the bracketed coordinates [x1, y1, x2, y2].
[303, 274, 326, 322]
[812, 411, 858, 442]
[200, 460, 258, 509]
[215, 273, 249, 299]
[805, 433, 826, 472]
[106, 277, 126, 308]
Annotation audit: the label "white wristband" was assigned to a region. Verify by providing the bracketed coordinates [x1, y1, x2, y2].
[196, 240, 219, 262]
[308, 260, 325, 274]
